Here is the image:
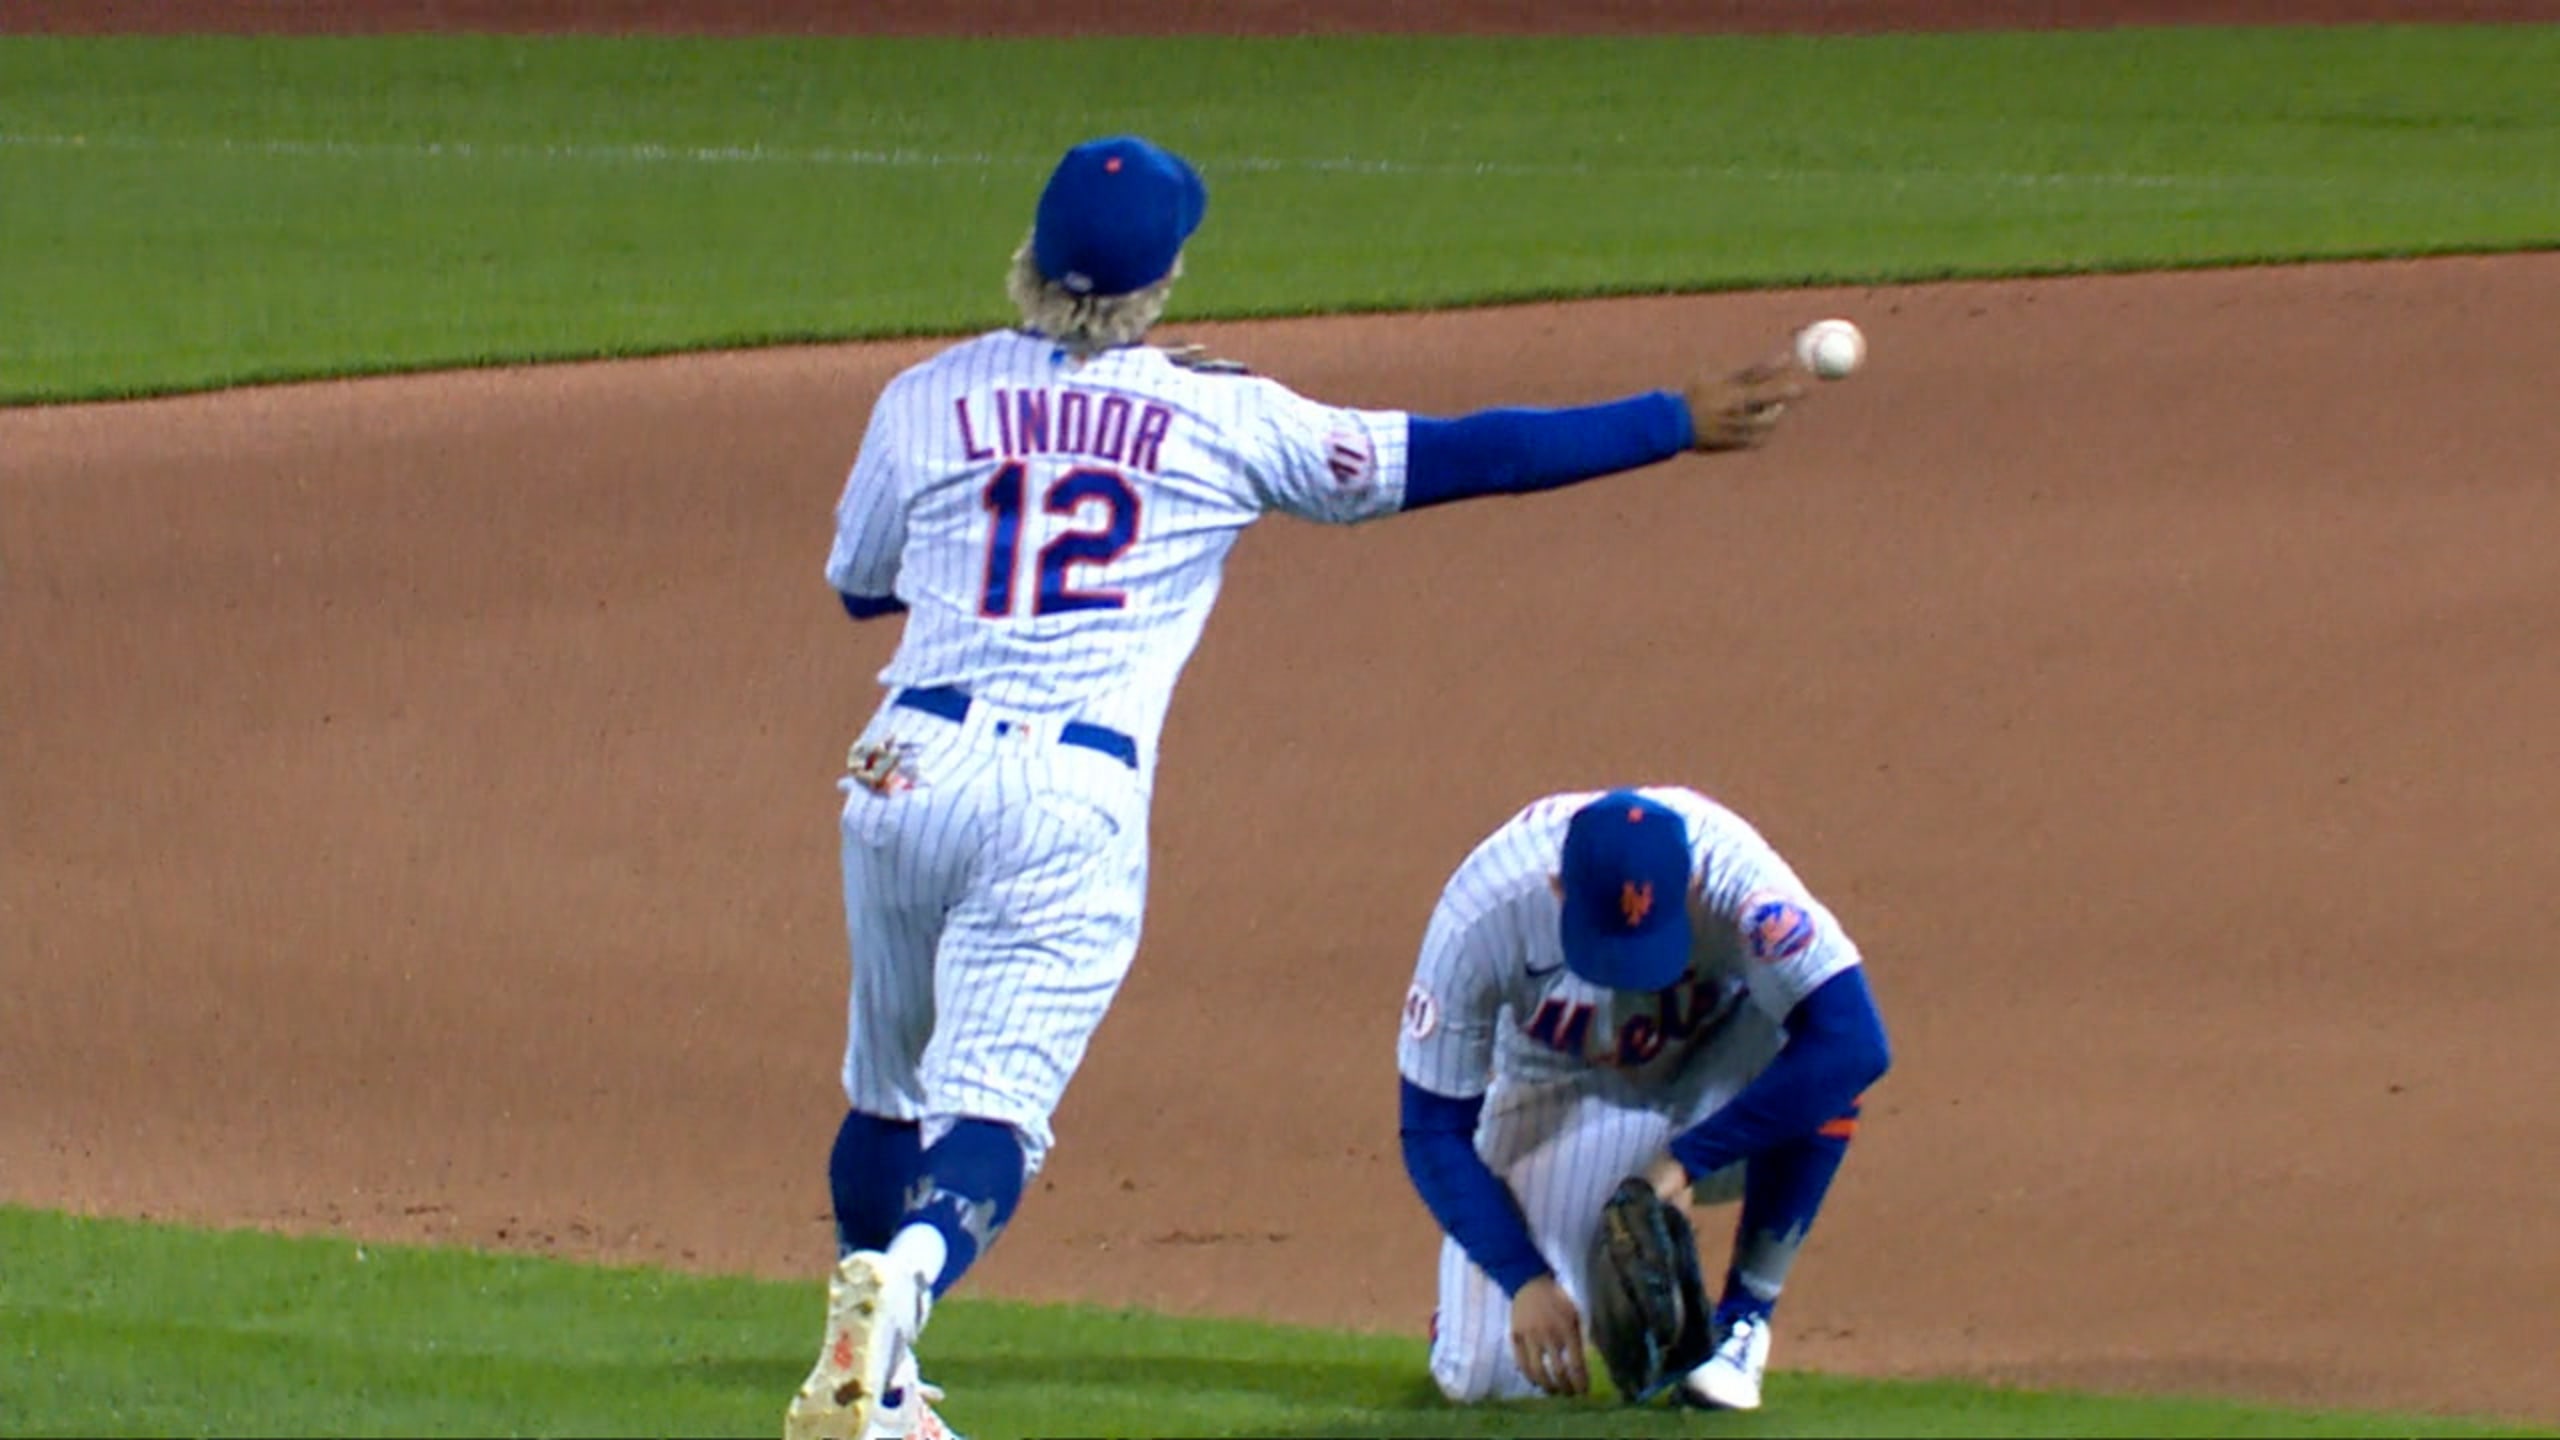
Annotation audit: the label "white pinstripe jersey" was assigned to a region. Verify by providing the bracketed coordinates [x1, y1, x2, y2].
[1398, 786, 1864, 1099]
[826, 329, 1411, 761]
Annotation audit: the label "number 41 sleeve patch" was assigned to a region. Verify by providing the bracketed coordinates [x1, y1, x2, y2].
[1402, 983, 1441, 1039]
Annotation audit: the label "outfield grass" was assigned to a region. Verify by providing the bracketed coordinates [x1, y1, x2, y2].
[0, 1206, 2534, 1439]
[3, 26, 2556, 401]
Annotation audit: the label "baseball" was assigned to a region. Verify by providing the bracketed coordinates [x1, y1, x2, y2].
[1794, 318, 1866, 380]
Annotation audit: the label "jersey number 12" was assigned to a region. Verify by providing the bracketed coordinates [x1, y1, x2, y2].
[979, 462, 1140, 618]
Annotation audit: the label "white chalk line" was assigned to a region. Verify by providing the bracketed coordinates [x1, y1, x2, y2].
[0, 129, 2339, 192]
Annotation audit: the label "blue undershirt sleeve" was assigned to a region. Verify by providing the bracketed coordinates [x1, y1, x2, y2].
[839, 591, 909, 620]
[1668, 967, 1892, 1181]
[1400, 391, 1696, 512]
[1398, 1079, 1552, 1297]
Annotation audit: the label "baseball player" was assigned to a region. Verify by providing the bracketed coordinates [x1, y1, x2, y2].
[784, 135, 1817, 1440]
[1398, 787, 1892, 1410]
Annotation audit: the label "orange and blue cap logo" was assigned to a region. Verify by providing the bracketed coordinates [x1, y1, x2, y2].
[1618, 880, 1655, 928]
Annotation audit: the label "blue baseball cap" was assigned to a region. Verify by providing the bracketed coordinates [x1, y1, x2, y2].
[1031, 136, 1207, 298]
[1558, 791, 1696, 992]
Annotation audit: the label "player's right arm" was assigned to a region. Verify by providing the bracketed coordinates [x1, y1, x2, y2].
[1242, 355, 1805, 526]
[823, 379, 912, 621]
[1395, 890, 1552, 1301]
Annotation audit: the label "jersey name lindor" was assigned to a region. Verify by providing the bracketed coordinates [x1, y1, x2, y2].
[955, 385, 1178, 472]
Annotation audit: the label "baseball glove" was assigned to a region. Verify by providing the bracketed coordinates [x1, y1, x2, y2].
[1156, 342, 1251, 375]
[1584, 1176, 1716, 1404]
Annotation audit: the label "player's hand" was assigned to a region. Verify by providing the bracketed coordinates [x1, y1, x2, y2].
[1509, 1274, 1591, 1396]
[1685, 352, 1808, 452]
[1646, 1153, 1693, 1206]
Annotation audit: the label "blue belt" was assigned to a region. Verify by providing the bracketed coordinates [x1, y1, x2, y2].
[893, 685, 1138, 770]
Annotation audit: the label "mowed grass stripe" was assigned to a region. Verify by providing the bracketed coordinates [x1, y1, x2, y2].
[0, 127, 2426, 191]
[0, 1207, 2540, 1438]
[3, 26, 2555, 401]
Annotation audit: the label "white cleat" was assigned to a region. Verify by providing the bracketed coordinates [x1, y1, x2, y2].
[784, 1250, 934, 1440]
[1681, 1314, 1772, 1412]
[864, 1351, 964, 1440]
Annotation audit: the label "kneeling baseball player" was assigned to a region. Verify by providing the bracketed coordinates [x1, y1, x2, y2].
[1397, 787, 1892, 1410]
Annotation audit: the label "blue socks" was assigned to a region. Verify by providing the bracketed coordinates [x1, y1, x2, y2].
[833, 1110, 1029, 1298]
[1716, 1103, 1860, 1330]
[828, 1109, 923, 1256]
[899, 1118, 1028, 1298]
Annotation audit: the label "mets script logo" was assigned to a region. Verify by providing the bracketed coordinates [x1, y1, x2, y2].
[1742, 891, 1815, 963]
[1619, 880, 1655, 928]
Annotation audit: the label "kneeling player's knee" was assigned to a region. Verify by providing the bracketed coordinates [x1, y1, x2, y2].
[1429, 1334, 1511, 1404]
[1430, 1355, 1494, 1405]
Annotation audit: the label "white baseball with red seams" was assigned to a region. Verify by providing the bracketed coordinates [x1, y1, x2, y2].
[1793, 318, 1866, 380]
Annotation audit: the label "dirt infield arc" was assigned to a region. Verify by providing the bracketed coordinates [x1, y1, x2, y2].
[5, 3, 2559, 1430]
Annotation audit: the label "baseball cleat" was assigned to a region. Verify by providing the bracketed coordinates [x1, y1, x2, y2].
[1680, 1314, 1772, 1412]
[862, 1351, 962, 1440]
[784, 1250, 933, 1440]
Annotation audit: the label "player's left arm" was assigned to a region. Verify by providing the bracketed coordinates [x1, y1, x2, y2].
[824, 391, 911, 621]
[1661, 968, 1889, 1187]
[1662, 891, 1892, 1187]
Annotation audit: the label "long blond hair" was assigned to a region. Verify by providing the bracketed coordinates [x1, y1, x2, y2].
[1006, 237, 1181, 357]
